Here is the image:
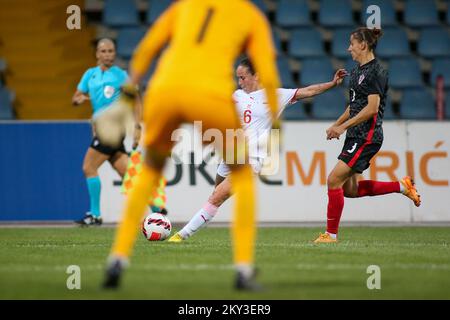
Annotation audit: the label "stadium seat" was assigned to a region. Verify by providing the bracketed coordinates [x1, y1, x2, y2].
[289, 28, 325, 58]
[277, 56, 297, 88]
[275, 0, 311, 28]
[446, 90, 450, 119]
[361, 0, 397, 27]
[404, 0, 439, 27]
[0, 88, 14, 120]
[343, 58, 358, 86]
[331, 28, 355, 59]
[318, 0, 354, 27]
[388, 57, 423, 89]
[311, 88, 347, 120]
[147, 0, 172, 24]
[273, 31, 283, 55]
[344, 58, 358, 73]
[382, 96, 397, 120]
[417, 27, 450, 58]
[251, 0, 269, 15]
[430, 58, 450, 88]
[400, 89, 437, 119]
[376, 27, 410, 58]
[116, 27, 146, 59]
[299, 57, 334, 86]
[448, 5, 450, 25]
[282, 100, 309, 120]
[141, 60, 158, 88]
[102, 0, 139, 27]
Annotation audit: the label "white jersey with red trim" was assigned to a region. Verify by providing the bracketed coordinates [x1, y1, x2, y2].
[232, 88, 298, 159]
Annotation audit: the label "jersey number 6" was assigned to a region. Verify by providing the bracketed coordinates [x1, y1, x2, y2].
[244, 109, 252, 124]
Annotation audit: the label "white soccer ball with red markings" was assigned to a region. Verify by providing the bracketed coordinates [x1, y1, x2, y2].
[142, 213, 172, 241]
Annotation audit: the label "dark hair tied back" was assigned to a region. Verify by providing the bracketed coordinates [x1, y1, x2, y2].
[238, 57, 256, 75]
[351, 27, 383, 51]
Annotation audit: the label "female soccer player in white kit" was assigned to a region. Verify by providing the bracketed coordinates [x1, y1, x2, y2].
[169, 58, 347, 242]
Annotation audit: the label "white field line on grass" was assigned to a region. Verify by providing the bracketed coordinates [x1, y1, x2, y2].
[0, 263, 449, 273]
[2, 222, 450, 228]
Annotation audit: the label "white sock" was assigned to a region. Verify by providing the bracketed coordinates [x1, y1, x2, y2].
[235, 264, 253, 278]
[107, 255, 129, 268]
[179, 202, 218, 239]
[326, 232, 337, 239]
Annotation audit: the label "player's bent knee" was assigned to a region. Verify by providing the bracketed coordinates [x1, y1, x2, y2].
[144, 148, 169, 171]
[327, 174, 339, 189]
[82, 163, 96, 177]
[344, 189, 358, 198]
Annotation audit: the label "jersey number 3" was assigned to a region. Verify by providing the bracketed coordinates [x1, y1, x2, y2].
[196, 8, 215, 43]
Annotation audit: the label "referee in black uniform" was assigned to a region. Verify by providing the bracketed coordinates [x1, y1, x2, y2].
[314, 27, 421, 243]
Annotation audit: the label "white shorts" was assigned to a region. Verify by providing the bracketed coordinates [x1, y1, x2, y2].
[216, 157, 264, 178]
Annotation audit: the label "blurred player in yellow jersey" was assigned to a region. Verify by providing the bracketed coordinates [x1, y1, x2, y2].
[102, 0, 280, 291]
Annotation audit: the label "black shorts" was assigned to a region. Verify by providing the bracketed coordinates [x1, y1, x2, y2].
[338, 138, 382, 173]
[90, 136, 127, 156]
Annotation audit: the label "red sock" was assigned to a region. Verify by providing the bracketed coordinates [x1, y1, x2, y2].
[326, 188, 344, 235]
[357, 180, 400, 197]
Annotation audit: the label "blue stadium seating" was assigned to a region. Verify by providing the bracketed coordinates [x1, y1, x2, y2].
[382, 96, 397, 120]
[147, 0, 172, 24]
[116, 27, 146, 59]
[389, 57, 423, 88]
[331, 28, 355, 58]
[343, 58, 358, 86]
[448, 5, 450, 25]
[273, 31, 283, 55]
[430, 58, 450, 88]
[275, 0, 311, 28]
[446, 90, 450, 119]
[376, 27, 410, 58]
[0, 88, 14, 119]
[400, 89, 437, 119]
[361, 0, 397, 27]
[300, 57, 334, 86]
[103, 0, 139, 27]
[283, 101, 309, 120]
[417, 27, 450, 58]
[404, 0, 439, 27]
[318, 0, 354, 27]
[86, 0, 450, 121]
[289, 28, 325, 58]
[311, 89, 347, 119]
[277, 56, 297, 88]
[251, 0, 269, 14]
[344, 58, 358, 73]
[141, 60, 158, 88]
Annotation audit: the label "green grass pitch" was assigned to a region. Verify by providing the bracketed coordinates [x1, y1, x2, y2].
[0, 226, 449, 299]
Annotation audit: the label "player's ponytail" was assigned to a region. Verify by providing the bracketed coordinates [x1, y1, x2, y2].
[351, 27, 383, 52]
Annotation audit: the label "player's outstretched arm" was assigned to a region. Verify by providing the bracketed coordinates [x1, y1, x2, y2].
[295, 69, 348, 100]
